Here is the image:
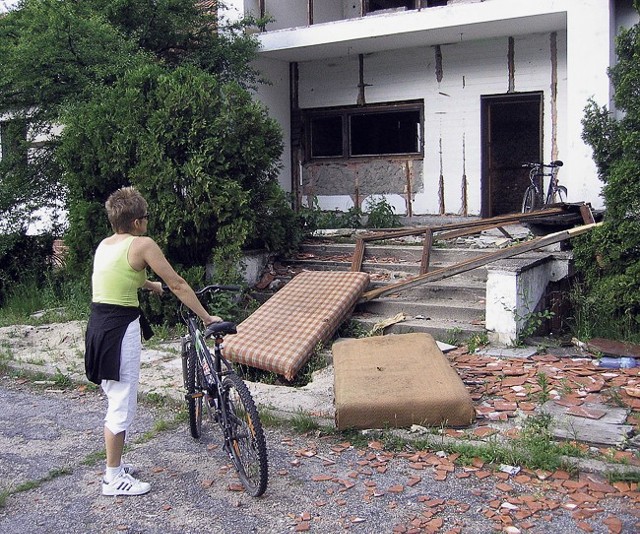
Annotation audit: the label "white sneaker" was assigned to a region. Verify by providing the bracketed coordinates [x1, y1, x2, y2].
[122, 463, 136, 475]
[102, 471, 150, 496]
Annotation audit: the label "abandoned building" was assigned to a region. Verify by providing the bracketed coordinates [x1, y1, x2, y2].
[221, 0, 639, 218]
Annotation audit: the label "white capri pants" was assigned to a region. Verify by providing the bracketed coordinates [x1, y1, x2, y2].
[101, 318, 141, 435]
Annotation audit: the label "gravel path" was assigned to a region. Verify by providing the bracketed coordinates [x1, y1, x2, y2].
[1, 377, 638, 533]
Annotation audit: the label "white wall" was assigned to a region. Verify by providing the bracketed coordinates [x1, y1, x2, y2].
[249, 0, 623, 215]
[295, 32, 567, 216]
[253, 57, 292, 193]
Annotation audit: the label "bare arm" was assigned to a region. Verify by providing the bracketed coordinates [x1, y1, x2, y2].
[132, 237, 222, 325]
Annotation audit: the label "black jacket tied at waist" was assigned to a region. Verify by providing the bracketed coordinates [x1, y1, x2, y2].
[85, 303, 154, 385]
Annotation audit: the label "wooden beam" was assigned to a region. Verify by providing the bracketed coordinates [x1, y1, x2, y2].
[351, 238, 366, 272]
[356, 208, 566, 242]
[580, 204, 596, 224]
[360, 223, 601, 302]
[419, 229, 433, 275]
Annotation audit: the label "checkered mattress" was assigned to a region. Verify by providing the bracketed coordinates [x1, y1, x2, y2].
[224, 271, 370, 381]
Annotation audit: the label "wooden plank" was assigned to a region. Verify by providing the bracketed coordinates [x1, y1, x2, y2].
[351, 238, 366, 272]
[497, 226, 513, 239]
[359, 208, 567, 241]
[360, 222, 601, 301]
[419, 229, 433, 275]
[586, 338, 640, 359]
[580, 204, 596, 224]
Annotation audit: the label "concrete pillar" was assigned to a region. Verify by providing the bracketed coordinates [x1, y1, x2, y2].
[564, 0, 613, 209]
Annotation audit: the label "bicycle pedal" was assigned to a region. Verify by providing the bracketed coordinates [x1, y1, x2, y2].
[185, 392, 204, 401]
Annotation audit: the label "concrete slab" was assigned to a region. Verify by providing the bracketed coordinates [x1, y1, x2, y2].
[477, 346, 539, 359]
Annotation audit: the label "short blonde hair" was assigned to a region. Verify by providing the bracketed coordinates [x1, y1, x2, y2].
[105, 186, 148, 233]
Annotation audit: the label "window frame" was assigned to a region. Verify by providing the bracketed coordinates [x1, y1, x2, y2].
[305, 100, 424, 162]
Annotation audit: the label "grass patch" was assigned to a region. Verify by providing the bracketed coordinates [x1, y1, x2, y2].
[258, 407, 282, 428]
[290, 410, 320, 433]
[0, 466, 73, 508]
[607, 470, 640, 484]
[337, 412, 588, 475]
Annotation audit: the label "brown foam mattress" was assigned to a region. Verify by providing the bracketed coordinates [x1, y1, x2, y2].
[333, 333, 476, 430]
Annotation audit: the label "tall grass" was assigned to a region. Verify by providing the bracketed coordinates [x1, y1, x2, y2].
[0, 273, 90, 327]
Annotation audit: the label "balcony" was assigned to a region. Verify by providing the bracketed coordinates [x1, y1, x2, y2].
[247, 0, 567, 62]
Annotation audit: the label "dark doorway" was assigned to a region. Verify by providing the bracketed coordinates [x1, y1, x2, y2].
[481, 93, 542, 217]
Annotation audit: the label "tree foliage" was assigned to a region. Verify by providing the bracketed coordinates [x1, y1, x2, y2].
[577, 1, 640, 341]
[1, 0, 301, 284]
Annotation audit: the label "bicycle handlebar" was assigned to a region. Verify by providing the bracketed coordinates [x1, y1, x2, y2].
[521, 160, 563, 169]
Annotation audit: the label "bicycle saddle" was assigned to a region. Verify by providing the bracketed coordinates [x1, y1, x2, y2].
[204, 321, 237, 337]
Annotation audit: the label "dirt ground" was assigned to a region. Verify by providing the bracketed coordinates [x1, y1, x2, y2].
[1, 321, 640, 532]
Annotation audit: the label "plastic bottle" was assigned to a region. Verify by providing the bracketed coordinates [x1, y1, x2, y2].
[596, 356, 637, 369]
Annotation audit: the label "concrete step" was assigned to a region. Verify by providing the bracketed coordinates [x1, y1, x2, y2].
[298, 242, 493, 264]
[367, 278, 487, 300]
[356, 296, 485, 322]
[282, 258, 488, 282]
[349, 312, 486, 342]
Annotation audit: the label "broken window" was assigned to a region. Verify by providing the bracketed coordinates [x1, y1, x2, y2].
[310, 116, 343, 158]
[366, 0, 415, 13]
[307, 101, 423, 160]
[365, 0, 447, 13]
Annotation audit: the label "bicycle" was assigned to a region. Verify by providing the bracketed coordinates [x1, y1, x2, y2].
[176, 285, 268, 497]
[521, 160, 567, 213]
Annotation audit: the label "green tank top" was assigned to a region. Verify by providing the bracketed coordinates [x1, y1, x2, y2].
[92, 235, 146, 307]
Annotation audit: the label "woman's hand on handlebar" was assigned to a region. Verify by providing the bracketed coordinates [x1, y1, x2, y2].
[204, 315, 223, 326]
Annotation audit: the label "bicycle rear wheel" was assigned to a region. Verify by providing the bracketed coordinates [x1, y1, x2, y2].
[221, 373, 268, 497]
[522, 185, 540, 213]
[186, 343, 203, 439]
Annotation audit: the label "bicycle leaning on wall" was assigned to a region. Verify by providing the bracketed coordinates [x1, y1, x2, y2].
[521, 160, 567, 213]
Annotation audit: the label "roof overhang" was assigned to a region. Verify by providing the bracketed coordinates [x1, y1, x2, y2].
[256, 5, 568, 62]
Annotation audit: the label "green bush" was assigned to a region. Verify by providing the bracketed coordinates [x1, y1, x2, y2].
[577, 7, 640, 342]
[60, 65, 300, 281]
[365, 196, 401, 229]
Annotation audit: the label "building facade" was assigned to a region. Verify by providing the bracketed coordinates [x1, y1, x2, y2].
[222, 0, 638, 217]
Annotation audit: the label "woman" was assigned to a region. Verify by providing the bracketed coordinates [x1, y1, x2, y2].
[85, 186, 221, 496]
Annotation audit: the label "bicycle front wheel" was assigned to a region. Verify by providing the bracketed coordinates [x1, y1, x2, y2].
[221, 374, 268, 497]
[522, 186, 539, 213]
[186, 344, 203, 439]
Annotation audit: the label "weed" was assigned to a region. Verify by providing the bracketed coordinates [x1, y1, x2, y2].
[338, 319, 372, 339]
[466, 332, 489, 353]
[52, 368, 73, 389]
[536, 373, 551, 404]
[144, 392, 167, 407]
[0, 466, 73, 508]
[603, 387, 627, 408]
[364, 196, 401, 229]
[607, 470, 640, 484]
[444, 327, 463, 346]
[290, 410, 320, 433]
[258, 407, 281, 428]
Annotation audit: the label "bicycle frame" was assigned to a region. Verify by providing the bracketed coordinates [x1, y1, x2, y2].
[182, 316, 236, 441]
[175, 284, 269, 497]
[521, 160, 566, 212]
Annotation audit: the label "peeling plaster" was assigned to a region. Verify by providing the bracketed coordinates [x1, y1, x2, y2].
[550, 31, 559, 161]
[435, 45, 443, 83]
[508, 36, 515, 93]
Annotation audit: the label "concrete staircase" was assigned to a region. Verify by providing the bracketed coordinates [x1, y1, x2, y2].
[272, 239, 493, 342]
